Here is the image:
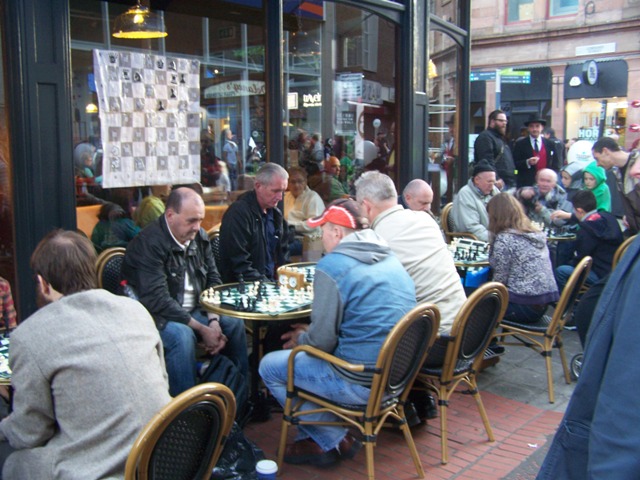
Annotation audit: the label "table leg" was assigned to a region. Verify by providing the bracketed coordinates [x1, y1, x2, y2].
[249, 319, 272, 422]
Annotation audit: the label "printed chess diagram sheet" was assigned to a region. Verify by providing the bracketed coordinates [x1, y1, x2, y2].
[93, 49, 201, 188]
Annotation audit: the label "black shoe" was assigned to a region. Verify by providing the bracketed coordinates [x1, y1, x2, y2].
[409, 392, 438, 420]
[404, 402, 424, 427]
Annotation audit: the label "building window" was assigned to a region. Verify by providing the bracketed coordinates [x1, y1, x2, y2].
[507, 0, 534, 22]
[550, 0, 578, 16]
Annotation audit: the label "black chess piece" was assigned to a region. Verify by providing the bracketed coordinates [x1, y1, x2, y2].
[238, 274, 245, 294]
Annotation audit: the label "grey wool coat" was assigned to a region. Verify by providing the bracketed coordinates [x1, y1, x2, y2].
[0, 290, 171, 479]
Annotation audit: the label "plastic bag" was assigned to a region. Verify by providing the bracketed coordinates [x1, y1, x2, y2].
[211, 423, 265, 480]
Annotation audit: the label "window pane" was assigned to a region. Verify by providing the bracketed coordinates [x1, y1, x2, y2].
[551, 0, 579, 16]
[508, 0, 534, 22]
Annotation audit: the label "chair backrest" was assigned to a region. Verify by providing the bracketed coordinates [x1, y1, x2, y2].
[442, 282, 509, 376]
[95, 247, 126, 293]
[125, 383, 236, 480]
[209, 231, 223, 269]
[612, 234, 637, 270]
[367, 303, 440, 416]
[441, 203, 454, 235]
[548, 256, 592, 334]
[440, 202, 478, 243]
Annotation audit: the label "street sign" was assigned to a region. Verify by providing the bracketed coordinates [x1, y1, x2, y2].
[471, 68, 531, 84]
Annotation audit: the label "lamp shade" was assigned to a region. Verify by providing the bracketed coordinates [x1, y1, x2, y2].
[112, 4, 167, 39]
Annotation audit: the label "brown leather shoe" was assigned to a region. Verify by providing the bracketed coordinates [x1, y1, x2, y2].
[283, 438, 340, 467]
[337, 433, 362, 460]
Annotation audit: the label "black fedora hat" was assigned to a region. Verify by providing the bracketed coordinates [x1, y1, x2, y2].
[524, 115, 546, 127]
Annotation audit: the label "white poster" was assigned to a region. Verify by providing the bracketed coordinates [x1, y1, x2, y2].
[93, 49, 201, 188]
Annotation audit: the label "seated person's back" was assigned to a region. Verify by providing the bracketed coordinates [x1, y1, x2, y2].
[0, 230, 170, 479]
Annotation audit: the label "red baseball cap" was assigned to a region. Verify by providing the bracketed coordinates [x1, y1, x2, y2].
[306, 198, 365, 230]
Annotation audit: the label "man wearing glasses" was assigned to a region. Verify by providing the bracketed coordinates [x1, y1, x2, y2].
[473, 109, 516, 191]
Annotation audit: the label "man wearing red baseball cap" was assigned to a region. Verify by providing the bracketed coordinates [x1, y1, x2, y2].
[259, 198, 418, 467]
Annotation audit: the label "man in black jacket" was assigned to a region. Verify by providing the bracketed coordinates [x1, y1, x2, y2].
[122, 187, 247, 396]
[473, 109, 516, 190]
[219, 163, 290, 282]
[513, 116, 560, 188]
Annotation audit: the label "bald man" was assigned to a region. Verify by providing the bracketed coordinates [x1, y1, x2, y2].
[400, 179, 434, 213]
[123, 187, 248, 399]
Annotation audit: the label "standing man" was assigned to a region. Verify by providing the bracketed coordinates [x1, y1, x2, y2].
[591, 136, 640, 234]
[514, 116, 560, 188]
[219, 163, 290, 282]
[0, 230, 171, 479]
[441, 116, 456, 203]
[122, 187, 248, 398]
[259, 199, 417, 467]
[473, 109, 516, 190]
[451, 161, 500, 242]
[537, 235, 640, 479]
[543, 127, 565, 167]
[222, 127, 242, 190]
[399, 179, 434, 213]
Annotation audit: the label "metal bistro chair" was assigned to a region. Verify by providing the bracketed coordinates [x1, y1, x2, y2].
[95, 247, 126, 294]
[125, 383, 236, 480]
[414, 282, 508, 464]
[440, 202, 478, 244]
[496, 256, 592, 403]
[612, 234, 637, 270]
[276, 303, 441, 480]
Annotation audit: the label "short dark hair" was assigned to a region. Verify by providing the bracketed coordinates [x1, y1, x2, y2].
[31, 229, 97, 295]
[488, 109, 506, 122]
[572, 189, 597, 212]
[592, 137, 621, 154]
[544, 127, 556, 137]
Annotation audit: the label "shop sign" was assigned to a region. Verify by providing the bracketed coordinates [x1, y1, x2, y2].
[337, 73, 363, 102]
[303, 92, 322, 107]
[578, 126, 600, 140]
[204, 80, 265, 98]
[362, 79, 383, 105]
[336, 111, 356, 134]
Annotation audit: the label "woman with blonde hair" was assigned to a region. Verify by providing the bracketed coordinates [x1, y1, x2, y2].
[487, 193, 559, 324]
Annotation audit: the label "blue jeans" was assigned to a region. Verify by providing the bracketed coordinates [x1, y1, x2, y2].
[159, 310, 247, 397]
[259, 350, 372, 452]
[555, 265, 599, 294]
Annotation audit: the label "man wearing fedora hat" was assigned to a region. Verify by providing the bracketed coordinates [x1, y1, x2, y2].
[513, 115, 560, 188]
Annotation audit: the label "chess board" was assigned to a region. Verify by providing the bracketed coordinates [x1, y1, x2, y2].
[448, 238, 490, 265]
[0, 335, 10, 380]
[93, 50, 201, 188]
[201, 282, 313, 317]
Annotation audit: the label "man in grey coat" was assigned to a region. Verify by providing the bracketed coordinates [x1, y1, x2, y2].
[0, 230, 171, 479]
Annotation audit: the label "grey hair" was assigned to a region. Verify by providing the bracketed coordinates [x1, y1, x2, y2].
[402, 179, 431, 198]
[354, 170, 397, 203]
[256, 163, 289, 185]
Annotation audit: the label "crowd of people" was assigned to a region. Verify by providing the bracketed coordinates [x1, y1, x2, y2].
[1, 118, 639, 478]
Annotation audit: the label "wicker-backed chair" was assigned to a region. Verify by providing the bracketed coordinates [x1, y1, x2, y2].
[208, 231, 223, 270]
[440, 202, 478, 244]
[276, 303, 441, 480]
[95, 247, 126, 294]
[125, 383, 236, 480]
[414, 282, 508, 464]
[496, 256, 592, 403]
[612, 234, 637, 270]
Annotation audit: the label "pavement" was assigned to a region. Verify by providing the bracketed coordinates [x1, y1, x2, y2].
[244, 326, 583, 479]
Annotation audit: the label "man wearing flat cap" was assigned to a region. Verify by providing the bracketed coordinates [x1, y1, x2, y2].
[451, 161, 500, 242]
[513, 115, 560, 188]
[259, 198, 417, 468]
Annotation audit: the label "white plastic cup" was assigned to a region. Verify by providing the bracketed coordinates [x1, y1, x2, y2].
[256, 459, 278, 480]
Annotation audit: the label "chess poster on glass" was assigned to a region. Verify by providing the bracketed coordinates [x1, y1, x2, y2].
[93, 49, 201, 188]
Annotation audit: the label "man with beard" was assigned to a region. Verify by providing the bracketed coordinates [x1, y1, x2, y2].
[473, 109, 516, 190]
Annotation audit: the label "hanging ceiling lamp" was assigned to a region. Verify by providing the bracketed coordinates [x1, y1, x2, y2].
[112, 3, 168, 39]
